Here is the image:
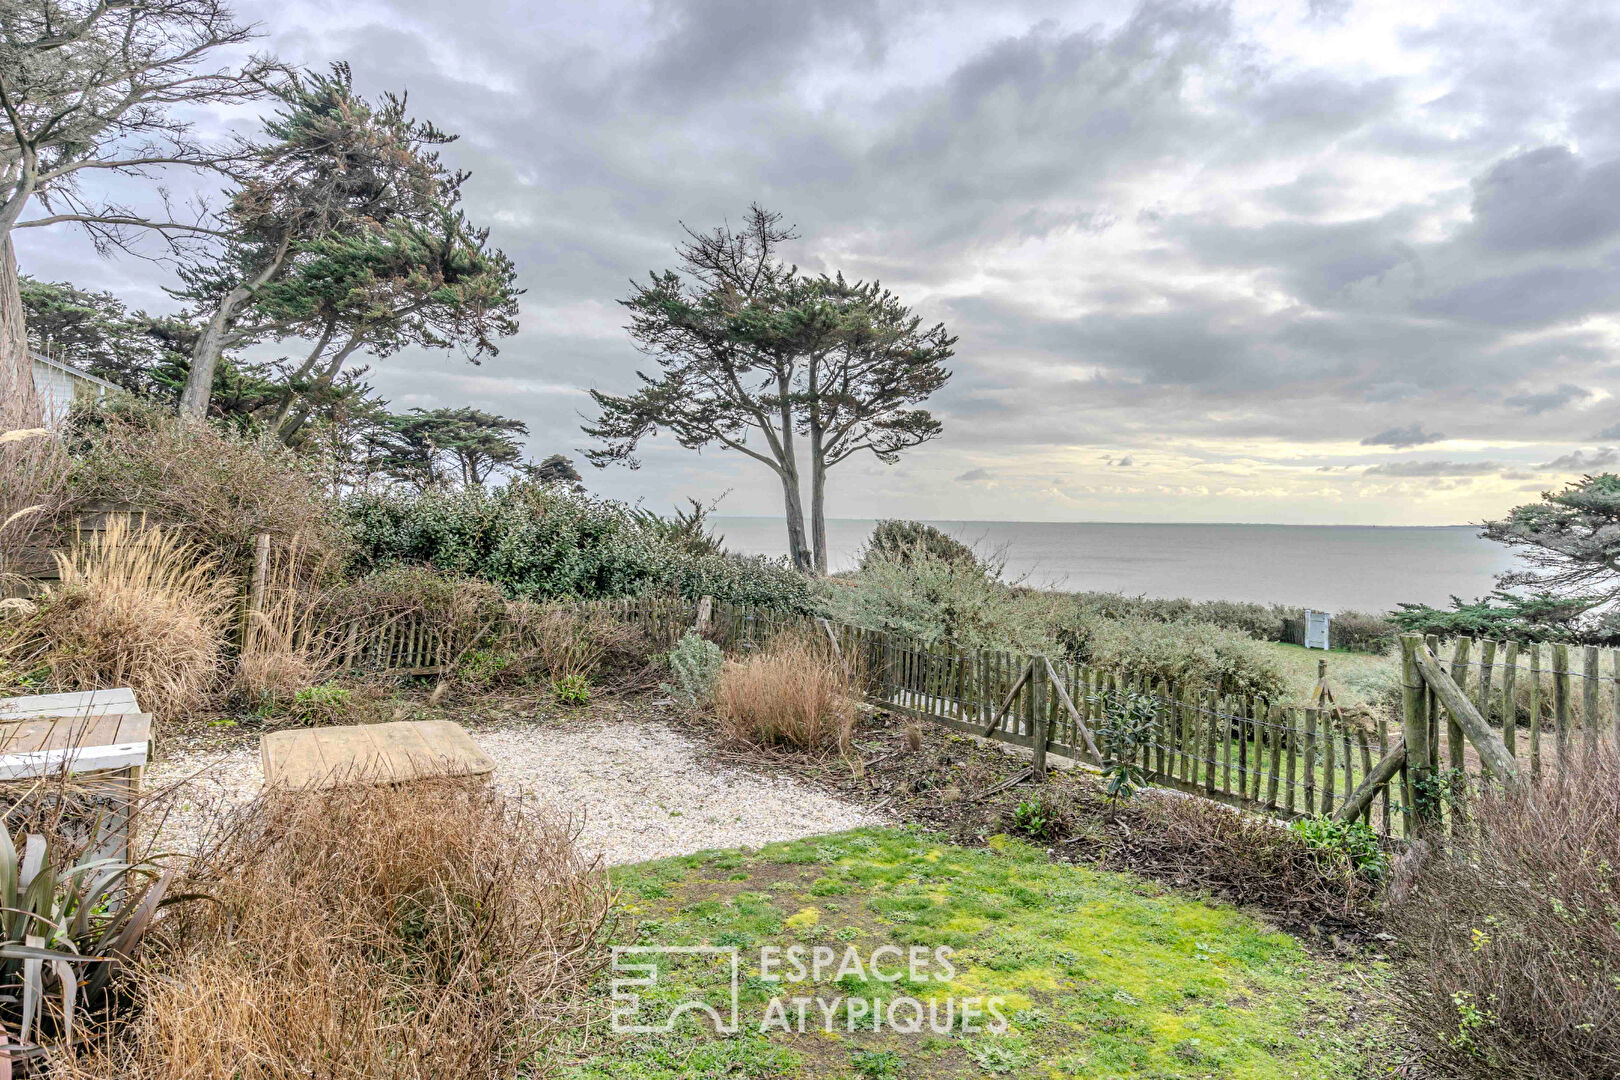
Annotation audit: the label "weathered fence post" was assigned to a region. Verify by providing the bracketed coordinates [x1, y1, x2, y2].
[238, 531, 272, 649]
[1400, 635, 1436, 831]
[695, 595, 713, 635]
[1582, 645, 1600, 756]
[1553, 643, 1571, 769]
[1031, 655, 1048, 781]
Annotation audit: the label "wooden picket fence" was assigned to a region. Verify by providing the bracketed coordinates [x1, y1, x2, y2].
[711, 605, 1620, 838]
[273, 578, 1620, 838]
[711, 603, 1408, 831]
[312, 594, 702, 677]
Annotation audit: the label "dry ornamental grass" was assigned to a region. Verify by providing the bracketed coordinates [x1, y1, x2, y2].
[714, 634, 859, 752]
[59, 781, 616, 1080]
[3, 516, 233, 718]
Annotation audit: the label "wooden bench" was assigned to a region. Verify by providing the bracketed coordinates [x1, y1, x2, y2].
[0, 688, 152, 862]
[261, 720, 496, 790]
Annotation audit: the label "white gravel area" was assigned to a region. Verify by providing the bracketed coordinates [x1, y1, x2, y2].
[143, 718, 881, 866]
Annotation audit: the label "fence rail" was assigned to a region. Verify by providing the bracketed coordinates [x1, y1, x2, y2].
[242, 558, 1620, 839]
[711, 606, 1620, 839]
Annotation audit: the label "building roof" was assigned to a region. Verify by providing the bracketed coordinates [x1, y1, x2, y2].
[31, 352, 122, 393]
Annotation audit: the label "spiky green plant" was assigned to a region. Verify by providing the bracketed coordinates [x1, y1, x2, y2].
[0, 826, 174, 1063]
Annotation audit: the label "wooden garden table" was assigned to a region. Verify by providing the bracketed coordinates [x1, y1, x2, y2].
[0, 688, 153, 861]
[261, 720, 496, 790]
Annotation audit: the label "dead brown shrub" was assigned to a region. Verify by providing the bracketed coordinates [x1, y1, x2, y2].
[233, 538, 343, 708]
[1097, 794, 1382, 923]
[69, 398, 349, 576]
[494, 600, 661, 692]
[0, 424, 74, 600]
[59, 781, 615, 1080]
[1389, 748, 1620, 1080]
[3, 516, 233, 717]
[715, 634, 859, 752]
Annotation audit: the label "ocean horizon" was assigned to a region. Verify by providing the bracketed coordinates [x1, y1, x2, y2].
[712, 516, 1522, 614]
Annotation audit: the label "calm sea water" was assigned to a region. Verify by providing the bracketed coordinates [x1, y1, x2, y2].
[713, 517, 1522, 613]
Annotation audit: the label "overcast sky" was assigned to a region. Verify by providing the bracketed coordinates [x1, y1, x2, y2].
[19, 0, 1620, 525]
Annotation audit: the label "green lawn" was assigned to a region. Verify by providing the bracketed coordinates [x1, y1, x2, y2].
[1256, 641, 1397, 711]
[552, 828, 1383, 1079]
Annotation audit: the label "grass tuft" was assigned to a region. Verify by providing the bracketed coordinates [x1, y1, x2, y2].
[714, 634, 858, 752]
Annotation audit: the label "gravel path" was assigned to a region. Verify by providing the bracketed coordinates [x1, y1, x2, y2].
[143, 717, 881, 866]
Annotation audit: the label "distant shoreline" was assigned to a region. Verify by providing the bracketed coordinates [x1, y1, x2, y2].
[713, 515, 1480, 530]
[711, 517, 1516, 612]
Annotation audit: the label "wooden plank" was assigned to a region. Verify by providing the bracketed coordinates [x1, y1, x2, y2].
[1322, 705, 1337, 816]
[1284, 705, 1298, 815]
[1031, 659, 1048, 780]
[1529, 643, 1543, 780]
[1553, 643, 1570, 770]
[1303, 702, 1318, 815]
[1041, 657, 1102, 766]
[1203, 689, 1218, 797]
[1425, 634, 1441, 773]
[0, 688, 139, 719]
[1412, 644, 1519, 783]
[980, 661, 1033, 737]
[1501, 641, 1518, 761]
[1447, 637, 1469, 775]
[1376, 709, 1391, 835]
[1221, 695, 1234, 795]
[262, 721, 494, 790]
[1266, 701, 1282, 809]
[0, 744, 146, 781]
[1356, 724, 1372, 823]
[1332, 738, 1407, 824]
[1613, 649, 1620, 757]
[1583, 645, 1600, 755]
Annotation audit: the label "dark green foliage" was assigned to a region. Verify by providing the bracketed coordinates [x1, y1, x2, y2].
[342, 482, 813, 610]
[376, 407, 529, 488]
[1391, 590, 1596, 643]
[177, 63, 520, 428]
[1088, 687, 1158, 800]
[1325, 609, 1398, 651]
[521, 454, 584, 491]
[1006, 795, 1070, 842]
[20, 277, 192, 396]
[630, 497, 725, 558]
[859, 519, 978, 570]
[551, 672, 590, 706]
[585, 206, 955, 574]
[1485, 473, 1620, 604]
[1063, 591, 1294, 641]
[1392, 474, 1620, 644]
[1287, 815, 1388, 880]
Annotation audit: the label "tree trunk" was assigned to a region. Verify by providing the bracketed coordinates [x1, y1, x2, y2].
[778, 465, 813, 573]
[810, 448, 829, 576]
[179, 285, 251, 421]
[0, 235, 41, 428]
[180, 239, 291, 421]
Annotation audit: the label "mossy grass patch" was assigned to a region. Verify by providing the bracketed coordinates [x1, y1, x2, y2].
[554, 827, 1383, 1078]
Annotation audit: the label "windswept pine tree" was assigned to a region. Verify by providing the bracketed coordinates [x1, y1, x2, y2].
[586, 206, 955, 574]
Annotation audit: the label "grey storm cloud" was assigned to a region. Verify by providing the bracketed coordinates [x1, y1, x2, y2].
[19, 0, 1620, 518]
[1361, 424, 1445, 448]
[1362, 460, 1507, 477]
[1535, 447, 1620, 471]
[1504, 383, 1593, 415]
